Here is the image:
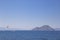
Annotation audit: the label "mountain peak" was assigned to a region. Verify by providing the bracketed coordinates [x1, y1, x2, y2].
[33, 25, 55, 31]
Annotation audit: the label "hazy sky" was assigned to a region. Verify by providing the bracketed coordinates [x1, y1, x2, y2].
[0, 0, 60, 30]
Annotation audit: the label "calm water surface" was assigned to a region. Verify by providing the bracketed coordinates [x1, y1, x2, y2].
[0, 31, 60, 40]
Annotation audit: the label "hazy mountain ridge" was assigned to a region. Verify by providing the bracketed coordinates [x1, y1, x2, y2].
[32, 25, 55, 31]
[0, 25, 60, 31]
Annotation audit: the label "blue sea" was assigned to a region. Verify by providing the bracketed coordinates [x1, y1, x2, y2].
[0, 31, 60, 40]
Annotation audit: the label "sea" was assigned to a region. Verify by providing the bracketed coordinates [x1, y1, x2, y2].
[0, 31, 60, 40]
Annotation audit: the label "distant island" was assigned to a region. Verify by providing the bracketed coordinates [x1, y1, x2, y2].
[32, 25, 55, 31]
[0, 25, 60, 31]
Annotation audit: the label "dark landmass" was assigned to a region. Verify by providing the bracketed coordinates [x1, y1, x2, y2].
[32, 25, 55, 31]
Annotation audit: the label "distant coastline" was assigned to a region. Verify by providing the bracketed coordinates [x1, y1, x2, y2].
[0, 25, 60, 31]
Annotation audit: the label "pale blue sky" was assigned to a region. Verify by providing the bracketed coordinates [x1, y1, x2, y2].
[0, 0, 60, 30]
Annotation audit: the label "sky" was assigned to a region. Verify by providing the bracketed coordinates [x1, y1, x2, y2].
[0, 0, 60, 30]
